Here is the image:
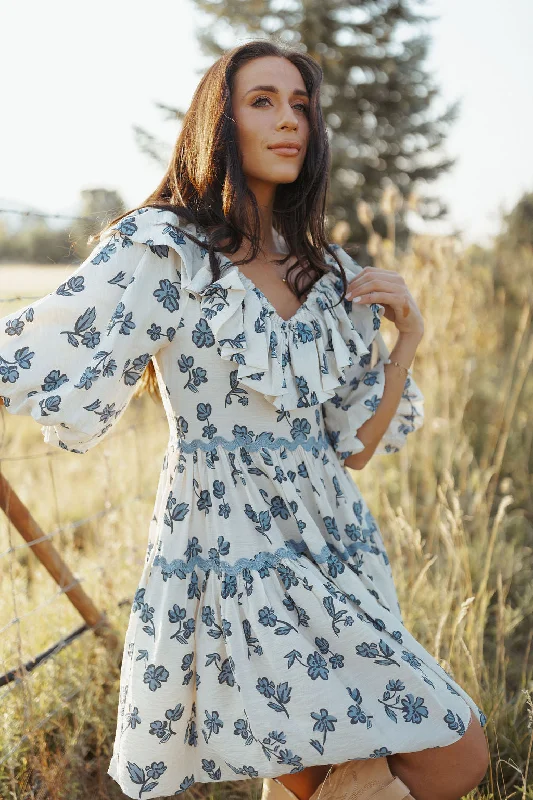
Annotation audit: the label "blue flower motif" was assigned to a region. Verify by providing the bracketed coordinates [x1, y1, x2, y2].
[192, 318, 215, 347]
[307, 651, 328, 680]
[143, 664, 170, 692]
[258, 607, 278, 627]
[257, 677, 276, 698]
[204, 710, 223, 735]
[295, 321, 314, 343]
[40, 369, 68, 392]
[146, 761, 167, 779]
[290, 418, 311, 441]
[356, 642, 379, 658]
[347, 704, 367, 724]
[154, 278, 180, 312]
[401, 694, 429, 724]
[202, 606, 215, 626]
[311, 708, 337, 733]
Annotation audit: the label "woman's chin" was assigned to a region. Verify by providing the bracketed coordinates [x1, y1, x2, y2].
[267, 168, 302, 183]
[245, 167, 302, 186]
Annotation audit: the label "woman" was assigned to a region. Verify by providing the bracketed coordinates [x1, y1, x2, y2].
[0, 40, 488, 800]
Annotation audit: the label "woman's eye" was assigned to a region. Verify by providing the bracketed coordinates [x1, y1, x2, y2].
[251, 96, 309, 113]
[251, 96, 271, 107]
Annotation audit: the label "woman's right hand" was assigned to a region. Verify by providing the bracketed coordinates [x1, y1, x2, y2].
[346, 267, 424, 339]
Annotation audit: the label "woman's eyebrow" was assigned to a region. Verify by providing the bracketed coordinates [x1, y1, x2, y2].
[243, 84, 309, 98]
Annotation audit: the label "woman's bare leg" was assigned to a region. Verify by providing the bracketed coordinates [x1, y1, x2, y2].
[274, 764, 332, 800]
[275, 710, 489, 800]
[387, 709, 489, 800]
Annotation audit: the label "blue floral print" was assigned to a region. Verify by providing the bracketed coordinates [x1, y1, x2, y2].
[0, 206, 486, 798]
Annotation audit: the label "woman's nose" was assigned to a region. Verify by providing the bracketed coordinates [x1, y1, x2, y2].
[278, 106, 299, 127]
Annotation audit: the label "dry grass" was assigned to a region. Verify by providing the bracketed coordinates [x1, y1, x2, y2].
[0, 223, 532, 799]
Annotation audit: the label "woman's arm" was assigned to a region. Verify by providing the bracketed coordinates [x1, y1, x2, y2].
[343, 331, 422, 470]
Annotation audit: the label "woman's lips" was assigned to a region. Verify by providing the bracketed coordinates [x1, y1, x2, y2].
[269, 147, 300, 156]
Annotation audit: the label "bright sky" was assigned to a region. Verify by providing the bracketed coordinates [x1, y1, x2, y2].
[1, 0, 531, 247]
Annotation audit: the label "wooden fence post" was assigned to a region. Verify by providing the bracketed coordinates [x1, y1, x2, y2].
[0, 471, 120, 657]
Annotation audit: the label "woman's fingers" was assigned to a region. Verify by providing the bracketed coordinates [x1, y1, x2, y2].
[346, 280, 424, 337]
[344, 268, 424, 337]
[346, 275, 401, 300]
[349, 290, 400, 306]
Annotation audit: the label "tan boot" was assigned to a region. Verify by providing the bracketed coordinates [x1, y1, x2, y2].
[308, 757, 415, 800]
[261, 776, 302, 800]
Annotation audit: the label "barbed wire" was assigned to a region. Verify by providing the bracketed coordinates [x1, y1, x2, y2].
[0, 586, 137, 696]
[0, 485, 157, 560]
[0, 206, 121, 222]
[0, 558, 108, 647]
[0, 671, 95, 766]
[0, 204, 125, 312]
[1, 296, 53, 304]
[0, 477, 158, 571]
[0, 415, 163, 464]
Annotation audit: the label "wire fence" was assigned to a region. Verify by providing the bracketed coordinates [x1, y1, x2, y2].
[0, 413, 168, 760]
[0, 205, 117, 222]
[1, 213, 169, 776]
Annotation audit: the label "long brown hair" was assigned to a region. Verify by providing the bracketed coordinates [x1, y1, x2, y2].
[88, 39, 350, 402]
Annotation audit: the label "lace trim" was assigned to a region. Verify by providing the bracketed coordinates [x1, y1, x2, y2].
[175, 432, 330, 453]
[153, 545, 306, 578]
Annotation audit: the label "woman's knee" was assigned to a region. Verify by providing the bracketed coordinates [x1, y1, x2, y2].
[462, 712, 490, 782]
[391, 710, 489, 798]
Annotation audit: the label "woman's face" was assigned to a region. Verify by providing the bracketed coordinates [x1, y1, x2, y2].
[231, 56, 310, 192]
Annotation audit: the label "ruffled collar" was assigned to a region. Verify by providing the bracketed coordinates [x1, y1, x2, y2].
[105, 206, 385, 411]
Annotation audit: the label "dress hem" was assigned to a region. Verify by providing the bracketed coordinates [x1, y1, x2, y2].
[106, 696, 482, 798]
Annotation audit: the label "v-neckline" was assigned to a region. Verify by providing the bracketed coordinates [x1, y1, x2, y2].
[216, 252, 334, 325]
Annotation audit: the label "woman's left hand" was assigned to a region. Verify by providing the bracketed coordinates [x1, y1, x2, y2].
[345, 267, 424, 338]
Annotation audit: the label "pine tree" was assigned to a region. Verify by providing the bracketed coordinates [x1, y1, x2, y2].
[188, 0, 461, 258]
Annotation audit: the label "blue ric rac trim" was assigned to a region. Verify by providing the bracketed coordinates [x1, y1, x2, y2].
[153, 545, 303, 578]
[176, 432, 329, 453]
[315, 541, 380, 561]
[289, 539, 384, 564]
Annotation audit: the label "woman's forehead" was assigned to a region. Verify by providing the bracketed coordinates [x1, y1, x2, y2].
[234, 56, 306, 93]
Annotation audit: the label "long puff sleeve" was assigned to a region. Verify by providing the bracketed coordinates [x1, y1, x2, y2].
[0, 221, 182, 453]
[321, 245, 424, 461]
[323, 328, 425, 460]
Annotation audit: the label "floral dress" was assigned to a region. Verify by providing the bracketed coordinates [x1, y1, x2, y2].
[0, 206, 486, 799]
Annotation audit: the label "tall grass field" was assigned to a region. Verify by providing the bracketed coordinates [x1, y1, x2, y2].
[0, 228, 532, 799]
